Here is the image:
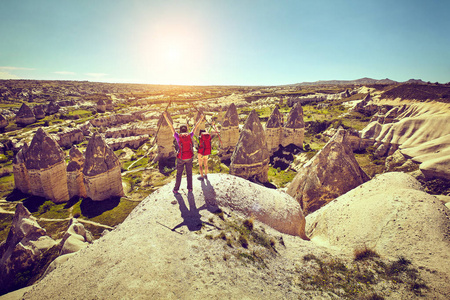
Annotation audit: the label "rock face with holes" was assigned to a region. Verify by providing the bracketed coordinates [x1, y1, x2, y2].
[54, 127, 84, 149]
[219, 103, 240, 161]
[15, 128, 70, 203]
[265, 106, 283, 154]
[282, 103, 304, 148]
[16, 103, 36, 125]
[82, 132, 123, 201]
[287, 129, 369, 214]
[155, 113, 176, 162]
[230, 110, 269, 183]
[0, 203, 57, 295]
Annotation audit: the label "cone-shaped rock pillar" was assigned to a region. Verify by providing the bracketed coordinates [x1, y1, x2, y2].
[82, 132, 124, 201]
[265, 106, 283, 154]
[16, 103, 36, 126]
[230, 110, 269, 183]
[22, 128, 69, 203]
[156, 112, 176, 162]
[219, 103, 239, 161]
[282, 102, 304, 147]
[286, 129, 369, 214]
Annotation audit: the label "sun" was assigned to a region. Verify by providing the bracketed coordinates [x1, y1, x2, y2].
[166, 44, 182, 64]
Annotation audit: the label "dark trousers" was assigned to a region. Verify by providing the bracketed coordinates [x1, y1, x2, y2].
[174, 157, 193, 191]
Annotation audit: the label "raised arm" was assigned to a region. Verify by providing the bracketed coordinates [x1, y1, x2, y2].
[193, 114, 204, 134]
[163, 112, 175, 136]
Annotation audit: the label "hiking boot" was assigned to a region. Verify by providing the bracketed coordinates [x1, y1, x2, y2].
[197, 176, 204, 180]
[204, 175, 208, 179]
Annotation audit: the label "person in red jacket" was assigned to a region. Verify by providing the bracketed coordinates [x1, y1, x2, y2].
[163, 112, 204, 194]
[197, 129, 212, 180]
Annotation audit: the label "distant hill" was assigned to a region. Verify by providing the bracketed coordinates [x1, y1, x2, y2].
[292, 77, 398, 86]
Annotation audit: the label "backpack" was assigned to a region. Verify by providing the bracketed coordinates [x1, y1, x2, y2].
[198, 133, 211, 155]
[177, 133, 194, 159]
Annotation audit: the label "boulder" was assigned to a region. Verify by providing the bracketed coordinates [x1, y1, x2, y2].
[282, 102, 304, 148]
[265, 106, 283, 154]
[287, 129, 369, 214]
[59, 219, 93, 255]
[219, 103, 239, 161]
[230, 110, 269, 183]
[0, 203, 57, 295]
[15, 103, 36, 126]
[22, 128, 70, 203]
[82, 132, 124, 201]
[306, 172, 450, 271]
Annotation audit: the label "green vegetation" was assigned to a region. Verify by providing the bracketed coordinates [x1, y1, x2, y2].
[268, 167, 296, 188]
[298, 250, 428, 298]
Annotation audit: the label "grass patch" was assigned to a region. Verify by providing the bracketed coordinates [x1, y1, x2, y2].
[268, 167, 296, 188]
[298, 250, 428, 298]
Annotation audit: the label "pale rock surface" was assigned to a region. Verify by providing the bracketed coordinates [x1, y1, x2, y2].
[230, 110, 269, 183]
[306, 172, 450, 297]
[287, 129, 369, 214]
[106, 134, 149, 151]
[82, 132, 124, 201]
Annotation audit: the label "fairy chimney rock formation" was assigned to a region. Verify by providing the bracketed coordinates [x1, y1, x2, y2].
[0, 114, 8, 129]
[22, 128, 70, 203]
[46, 101, 60, 115]
[156, 113, 175, 161]
[67, 145, 86, 199]
[106, 99, 114, 111]
[265, 106, 283, 154]
[287, 129, 369, 214]
[33, 105, 46, 119]
[82, 132, 124, 201]
[282, 103, 304, 148]
[12, 144, 30, 193]
[220, 103, 240, 161]
[97, 99, 106, 113]
[230, 110, 269, 183]
[194, 109, 206, 136]
[16, 103, 36, 125]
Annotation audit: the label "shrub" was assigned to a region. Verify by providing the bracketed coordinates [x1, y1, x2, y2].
[238, 235, 248, 248]
[354, 246, 379, 261]
[243, 218, 254, 231]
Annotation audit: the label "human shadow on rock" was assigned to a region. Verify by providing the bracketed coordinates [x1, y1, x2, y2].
[172, 192, 216, 232]
[200, 178, 221, 213]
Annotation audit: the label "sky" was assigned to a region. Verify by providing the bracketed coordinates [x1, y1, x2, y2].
[0, 0, 449, 86]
